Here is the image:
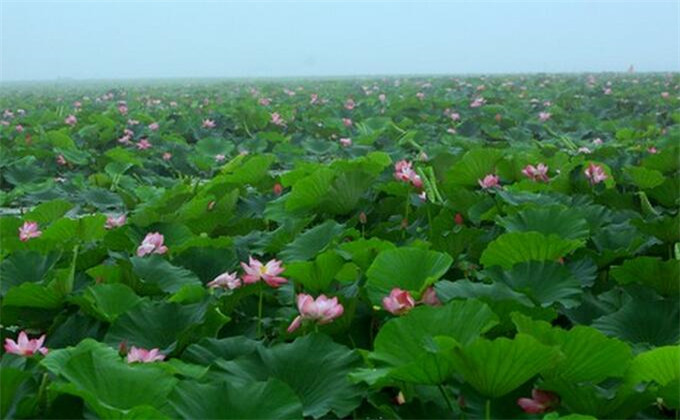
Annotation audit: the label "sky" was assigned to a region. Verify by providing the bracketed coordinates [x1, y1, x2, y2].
[1, 0, 678, 81]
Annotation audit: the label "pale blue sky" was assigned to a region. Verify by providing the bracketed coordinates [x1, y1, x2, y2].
[1, 0, 678, 81]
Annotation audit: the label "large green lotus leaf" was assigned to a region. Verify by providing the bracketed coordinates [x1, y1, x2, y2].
[42, 339, 176, 419]
[182, 336, 260, 365]
[444, 148, 504, 187]
[3, 156, 48, 185]
[365, 248, 453, 305]
[592, 294, 679, 347]
[610, 257, 679, 297]
[80, 187, 124, 210]
[641, 146, 679, 174]
[130, 255, 201, 293]
[497, 205, 590, 240]
[512, 313, 632, 383]
[448, 334, 561, 398]
[373, 300, 498, 364]
[195, 137, 235, 157]
[322, 169, 375, 215]
[24, 199, 74, 224]
[539, 376, 649, 419]
[626, 346, 680, 389]
[0, 367, 34, 419]
[285, 168, 335, 212]
[435, 279, 534, 307]
[484, 260, 583, 308]
[173, 245, 238, 284]
[479, 232, 584, 269]
[631, 214, 680, 244]
[0, 250, 61, 295]
[336, 237, 396, 271]
[285, 251, 346, 292]
[104, 300, 207, 353]
[279, 220, 344, 262]
[75, 284, 143, 323]
[3, 282, 64, 309]
[218, 334, 363, 419]
[169, 378, 303, 420]
[624, 166, 665, 189]
[41, 215, 107, 243]
[368, 300, 498, 384]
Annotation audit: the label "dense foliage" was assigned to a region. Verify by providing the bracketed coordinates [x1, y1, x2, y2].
[0, 74, 678, 419]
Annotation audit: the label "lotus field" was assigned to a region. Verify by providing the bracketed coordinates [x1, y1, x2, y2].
[1, 74, 679, 419]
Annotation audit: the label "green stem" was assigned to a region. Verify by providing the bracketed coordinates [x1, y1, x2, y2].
[402, 195, 410, 239]
[37, 372, 49, 414]
[485, 399, 491, 420]
[257, 283, 264, 339]
[437, 384, 454, 413]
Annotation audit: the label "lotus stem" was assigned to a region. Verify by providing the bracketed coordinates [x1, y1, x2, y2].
[257, 283, 264, 339]
[437, 384, 454, 413]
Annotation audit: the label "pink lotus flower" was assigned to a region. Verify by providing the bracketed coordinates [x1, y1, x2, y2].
[270, 112, 285, 126]
[105, 214, 126, 229]
[207, 271, 241, 290]
[118, 104, 128, 115]
[378, 94, 386, 103]
[117, 135, 132, 145]
[162, 152, 172, 161]
[522, 163, 549, 182]
[136, 139, 152, 150]
[418, 191, 427, 201]
[394, 160, 423, 188]
[259, 97, 271, 106]
[202, 119, 216, 129]
[648, 146, 658, 154]
[584, 163, 608, 185]
[420, 287, 441, 306]
[148, 122, 159, 131]
[3, 109, 14, 118]
[416, 92, 425, 100]
[56, 154, 67, 166]
[603, 88, 612, 95]
[4, 331, 48, 356]
[287, 293, 344, 333]
[339, 138, 352, 147]
[342, 118, 353, 127]
[127, 119, 140, 126]
[592, 138, 603, 145]
[273, 183, 283, 196]
[241, 257, 287, 288]
[310, 93, 319, 104]
[470, 97, 486, 108]
[15, 124, 24, 133]
[661, 92, 670, 99]
[517, 389, 559, 414]
[18, 221, 42, 242]
[64, 115, 77, 126]
[344, 98, 356, 110]
[450, 112, 461, 121]
[478, 174, 500, 189]
[382, 288, 416, 315]
[136, 232, 168, 257]
[126, 346, 165, 363]
[215, 154, 226, 162]
[577, 146, 592, 154]
[538, 112, 551, 122]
